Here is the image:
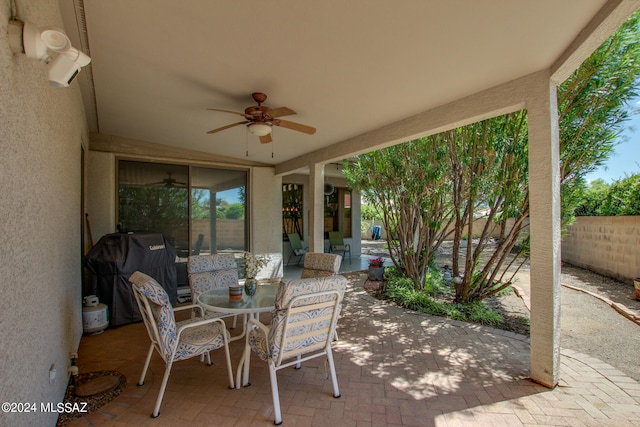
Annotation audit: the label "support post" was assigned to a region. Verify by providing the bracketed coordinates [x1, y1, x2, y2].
[527, 72, 561, 388]
[309, 163, 325, 253]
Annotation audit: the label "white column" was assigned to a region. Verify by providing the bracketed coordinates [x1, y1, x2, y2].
[351, 190, 362, 256]
[527, 72, 561, 388]
[309, 163, 325, 253]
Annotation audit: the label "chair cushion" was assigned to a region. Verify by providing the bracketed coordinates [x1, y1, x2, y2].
[190, 270, 239, 297]
[188, 253, 238, 273]
[303, 253, 341, 272]
[130, 271, 231, 362]
[300, 269, 334, 279]
[174, 319, 230, 361]
[248, 328, 269, 361]
[188, 254, 240, 299]
[301, 253, 342, 278]
[129, 272, 177, 361]
[268, 276, 347, 362]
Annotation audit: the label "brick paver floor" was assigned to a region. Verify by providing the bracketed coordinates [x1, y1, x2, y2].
[67, 273, 640, 426]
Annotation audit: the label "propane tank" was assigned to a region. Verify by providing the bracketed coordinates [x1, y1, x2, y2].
[82, 295, 109, 335]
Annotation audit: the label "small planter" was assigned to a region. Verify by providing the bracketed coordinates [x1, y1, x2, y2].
[244, 278, 257, 296]
[368, 266, 384, 281]
[634, 277, 640, 300]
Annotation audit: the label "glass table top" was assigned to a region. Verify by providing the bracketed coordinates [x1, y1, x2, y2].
[198, 284, 279, 313]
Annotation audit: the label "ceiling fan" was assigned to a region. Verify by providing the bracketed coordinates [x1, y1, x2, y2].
[147, 172, 187, 188]
[206, 92, 316, 144]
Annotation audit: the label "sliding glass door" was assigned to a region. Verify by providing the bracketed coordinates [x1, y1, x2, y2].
[191, 166, 247, 254]
[117, 160, 247, 256]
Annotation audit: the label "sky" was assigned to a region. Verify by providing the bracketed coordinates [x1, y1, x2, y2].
[584, 97, 640, 183]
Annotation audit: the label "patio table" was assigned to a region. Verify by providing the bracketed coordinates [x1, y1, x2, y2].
[198, 284, 279, 388]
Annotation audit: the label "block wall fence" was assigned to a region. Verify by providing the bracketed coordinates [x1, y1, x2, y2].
[363, 216, 639, 284]
[562, 216, 640, 284]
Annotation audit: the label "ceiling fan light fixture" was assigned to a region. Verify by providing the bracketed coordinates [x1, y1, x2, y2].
[248, 122, 272, 136]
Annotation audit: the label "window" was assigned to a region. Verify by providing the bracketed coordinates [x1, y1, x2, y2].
[191, 166, 247, 254]
[117, 160, 247, 256]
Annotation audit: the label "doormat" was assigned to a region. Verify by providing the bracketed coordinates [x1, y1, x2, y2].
[56, 370, 126, 426]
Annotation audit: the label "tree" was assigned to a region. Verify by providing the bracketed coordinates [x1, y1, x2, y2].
[447, 111, 530, 301]
[191, 189, 211, 220]
[597, 173, 640, 216]
[361, 203, 382, 220]
[574, 179, 610, 216]
[344, 138, 452, 290]
[559, 10, 640, 224]
[224, 203, 246, 220]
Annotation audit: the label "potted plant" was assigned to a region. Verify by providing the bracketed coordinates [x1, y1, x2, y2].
[242, 252, 268, 296]
[368, 257, 384, 281]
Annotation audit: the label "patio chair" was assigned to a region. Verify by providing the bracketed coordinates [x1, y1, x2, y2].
[129, 271, 234, 418]
[286, 233, 307, 265]
[247, 275, 347, 425]
[301, 252, 342, 278]
[329, 231, 351, 263]
[188, 253, 242, 328]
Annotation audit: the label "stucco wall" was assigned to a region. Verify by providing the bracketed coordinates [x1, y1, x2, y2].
[0, 2, 87, 426]
[251, 167, 282, 253]
[562, 216, 640, 283]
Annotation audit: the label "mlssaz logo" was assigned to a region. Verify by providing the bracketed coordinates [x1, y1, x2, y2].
[148, 244, 166, 251]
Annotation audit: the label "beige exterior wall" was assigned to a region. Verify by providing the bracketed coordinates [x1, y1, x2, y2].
[562, 216, 640, 283]
[250, 167, 282, 254]
[0, 2, 88, 425]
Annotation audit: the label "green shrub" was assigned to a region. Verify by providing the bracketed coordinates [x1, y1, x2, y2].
[384, 275, 503, 326]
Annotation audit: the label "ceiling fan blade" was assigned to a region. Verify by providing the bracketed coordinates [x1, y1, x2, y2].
[277, 119, 316, 135]
[206, 121, 246, 134]
[207, 108, 252, 119]
[267, 107, 296, 118]
[259, 133, 272, 144]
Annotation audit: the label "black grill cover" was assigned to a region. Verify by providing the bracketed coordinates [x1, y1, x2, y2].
[84, 232, 177, 326]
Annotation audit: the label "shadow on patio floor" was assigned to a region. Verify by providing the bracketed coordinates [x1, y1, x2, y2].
[64, 273, 640, 426]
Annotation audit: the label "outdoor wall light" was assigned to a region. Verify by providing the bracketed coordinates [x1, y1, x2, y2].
[20, 21, 91, 87]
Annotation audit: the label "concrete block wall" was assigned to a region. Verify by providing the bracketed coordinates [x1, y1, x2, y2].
[562, 216, 640, 283]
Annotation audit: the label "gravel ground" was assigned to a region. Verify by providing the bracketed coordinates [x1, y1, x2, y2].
[558, 264, 640, 381]
[361, 240, 640, 381]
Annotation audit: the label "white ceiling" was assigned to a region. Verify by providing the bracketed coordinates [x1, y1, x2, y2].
[60, 0, 612, 167]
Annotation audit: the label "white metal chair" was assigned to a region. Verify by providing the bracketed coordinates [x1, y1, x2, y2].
[247, 275, 347, 425]
[129, 271, 234, 418]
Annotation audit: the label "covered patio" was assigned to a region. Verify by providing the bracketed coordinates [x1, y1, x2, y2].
[66, 273, 640, 426]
